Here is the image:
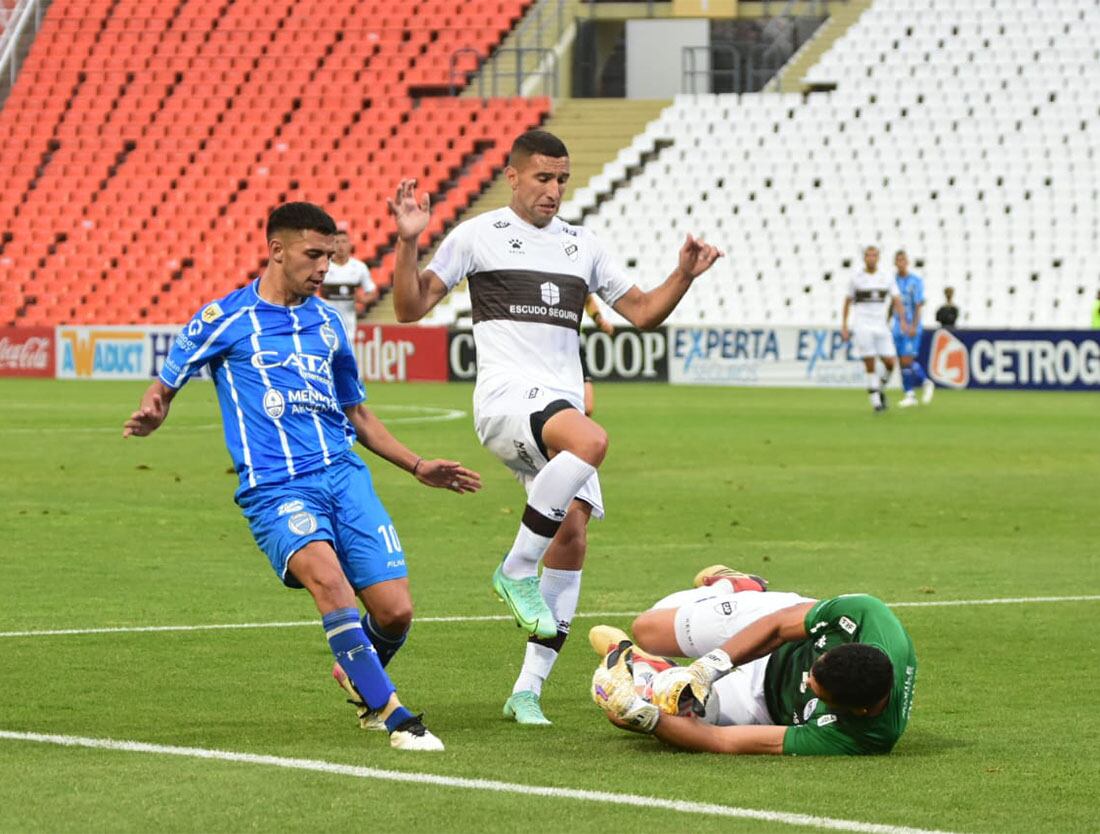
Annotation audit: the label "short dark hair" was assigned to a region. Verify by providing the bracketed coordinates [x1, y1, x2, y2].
[266, 202, 337, 241]
[509, 130, 568, 167]
[811, 643, 893, 710]
[895, 249, 907, 259]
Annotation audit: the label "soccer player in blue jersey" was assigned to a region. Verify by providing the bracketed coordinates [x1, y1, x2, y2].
[891, 250, 935, 407]
[122, 202, 481, 751]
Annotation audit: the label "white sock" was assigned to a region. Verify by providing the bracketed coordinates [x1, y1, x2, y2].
[501, 452, 595, 579]
[512, 568, 582, 695]
[866, 372, 881, 408]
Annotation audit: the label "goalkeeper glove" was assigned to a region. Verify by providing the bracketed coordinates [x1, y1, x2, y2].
[687, 648, 735, 716]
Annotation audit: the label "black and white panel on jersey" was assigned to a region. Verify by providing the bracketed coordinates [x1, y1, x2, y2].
[469, 269, 587, 331]
[854, 289, 889, 302]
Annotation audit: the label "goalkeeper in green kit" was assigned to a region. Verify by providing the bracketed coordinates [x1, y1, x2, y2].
[589, 566, 916, 755]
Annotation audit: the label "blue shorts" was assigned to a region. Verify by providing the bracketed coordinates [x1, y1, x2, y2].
[893, 328, 922, 358]
[237, 452, 407, 590]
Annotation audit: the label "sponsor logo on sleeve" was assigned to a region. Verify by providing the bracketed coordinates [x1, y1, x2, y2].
[816, 714, 838, 727]
[803, 698, 820, 721]
[287, 511, 318, 536]
[187, 319, 203, 337]
[277, 500, 305, 516]
[201, 303, 224, 324]
[838, 616, 858, 635]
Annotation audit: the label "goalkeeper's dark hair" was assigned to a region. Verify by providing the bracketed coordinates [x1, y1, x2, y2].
[266, 202, 337, 241]
[812, 643, 894, 710]
[509, 130, 569, 166]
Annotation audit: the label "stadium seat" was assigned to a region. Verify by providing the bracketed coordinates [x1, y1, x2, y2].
[0, 0, 543, 324]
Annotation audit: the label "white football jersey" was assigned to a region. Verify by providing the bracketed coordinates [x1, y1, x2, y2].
[427, 207, 633, 415]
[846, 270, 899, 331]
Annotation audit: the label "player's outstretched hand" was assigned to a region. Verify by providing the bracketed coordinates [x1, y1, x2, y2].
[414, 459, 481, 494]
[122, 393, 166, 438]
[387, 178, 431, 242]
[677, 234, 724, 280]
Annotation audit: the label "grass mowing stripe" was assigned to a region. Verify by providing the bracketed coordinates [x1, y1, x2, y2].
[1, 595, 1097, 640]
[0, 730, 963, 834]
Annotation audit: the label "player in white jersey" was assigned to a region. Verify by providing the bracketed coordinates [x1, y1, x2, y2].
[840, 246, 904, 412]
[321, 229, 378, 337]
[388, 129, 724, 726]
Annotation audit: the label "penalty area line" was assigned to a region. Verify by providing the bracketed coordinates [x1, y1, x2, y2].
[0, 730, 961, 834]
[1, 595, 1098, 640]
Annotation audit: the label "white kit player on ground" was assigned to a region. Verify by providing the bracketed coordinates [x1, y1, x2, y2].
[387, 129, 724, 725]
[840, 245, 905, 412]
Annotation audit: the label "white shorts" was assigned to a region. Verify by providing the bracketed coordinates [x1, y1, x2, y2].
[475, 390, 604, 519]
[648, 585, 815, 726]
[852, 326, 897, 359]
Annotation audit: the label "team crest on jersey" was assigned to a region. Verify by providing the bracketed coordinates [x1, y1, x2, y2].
[263, 389, 285, 419]
[320, 322, 339, 351]
[508, 238, 524, 253]
[201, 303, 223, 324]
[540, 281, 560, 306]
[287, 511, 318, 536]
[277, 500, 305, 516]
[493, 220, 510, 229]
[563, 242, 579, 262]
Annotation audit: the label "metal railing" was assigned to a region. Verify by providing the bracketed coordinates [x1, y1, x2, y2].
[0, 0, 46, 93]
[682, 45, 743, 95]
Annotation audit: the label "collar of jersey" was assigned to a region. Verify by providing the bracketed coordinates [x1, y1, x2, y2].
[505, 206, 559, 234]
[250, 277, 313, 310]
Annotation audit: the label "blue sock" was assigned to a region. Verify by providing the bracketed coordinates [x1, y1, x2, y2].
[363, 612, 408, 668]
[911, 361, 927, 385]
[901, 366, 915, 393]
[322, 607, 395, 711]
[383, 705, 416, 732]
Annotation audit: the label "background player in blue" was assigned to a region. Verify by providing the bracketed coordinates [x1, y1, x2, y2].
[891, 250, 935, 407]
[122, 202, 481, 751]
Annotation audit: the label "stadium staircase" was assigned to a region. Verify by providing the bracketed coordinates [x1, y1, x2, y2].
[777, 0, 873, 93]
[406, 97, 668, 326]
[0, 0, 548, 326]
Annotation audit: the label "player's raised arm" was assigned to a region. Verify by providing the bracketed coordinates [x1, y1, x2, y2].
[388, 178, 449, 322]
[343, 403, 481, 494]
[122, 380, 177, 438]
[612, 234, 723, 329]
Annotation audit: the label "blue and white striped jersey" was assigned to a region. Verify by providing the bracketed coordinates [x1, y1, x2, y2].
[159, 279, 365, 495]
[894, 273, 926, 331]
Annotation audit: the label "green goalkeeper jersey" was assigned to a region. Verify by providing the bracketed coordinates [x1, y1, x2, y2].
[763, 594, 917, 756]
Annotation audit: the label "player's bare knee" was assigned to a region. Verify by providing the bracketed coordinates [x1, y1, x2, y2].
[631, 613, 660, 651]
[373, 602, 414, 635]
[576, 425, 608, 466]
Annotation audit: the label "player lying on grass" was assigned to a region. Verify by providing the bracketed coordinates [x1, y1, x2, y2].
[123, 202, 481, 751]
[590, 566, 916, 755]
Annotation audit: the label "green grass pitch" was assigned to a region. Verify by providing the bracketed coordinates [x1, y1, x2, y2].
[1, 378, 1098, 833]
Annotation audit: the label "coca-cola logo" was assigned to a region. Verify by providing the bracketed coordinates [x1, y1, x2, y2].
[0, 336, 50, 369]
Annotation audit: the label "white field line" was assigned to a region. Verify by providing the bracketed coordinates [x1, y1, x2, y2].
[0, 595, 1097, 640]
[0, 730, 962, 834]
[0, 404, 466, 433]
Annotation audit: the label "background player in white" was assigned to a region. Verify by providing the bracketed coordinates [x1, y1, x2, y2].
[321, 228, 378, 337]
[387, 130, 723, 726]
[840, 245, 905, 412]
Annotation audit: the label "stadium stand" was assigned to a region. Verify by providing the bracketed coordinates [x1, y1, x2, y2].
[0, 0, 548, 326]
[548, 0, 1099, 329]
